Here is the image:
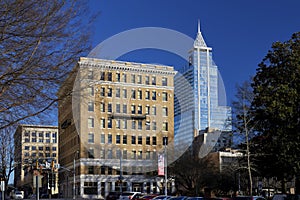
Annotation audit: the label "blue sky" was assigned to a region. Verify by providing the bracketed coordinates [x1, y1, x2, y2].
[88, 0, 300, 103]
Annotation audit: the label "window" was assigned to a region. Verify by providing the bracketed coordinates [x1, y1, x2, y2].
[38, 146, 43, 151]
[32, 138, 37, 142]
[107, 149, 112, 159]
[132, 150, 136, 159]
[146, 151, 150, 159]
[100, 134, 105, 144]
[38, 138, 43, 143]
[163, 107, 168, 116]
[116, 104, 121, 113]
[108, 72, 112, 81]
[116, 135, 121, 144]
[138, 151, 142, 159]
[131, 74, 135, 83]
[131, 105, 136, 114]
[116, 149, 121, 158]
[88, 70, 93, 79]
[152, 151, 157, 159]
[138, 120, 142, 130]
[88, 133, 94, 143]
[152, 136, 157, 145]
[116, 88, 120, 97]
[152, 121, 157, 130]
[162, 77, 168, 86]
[137, 75, 142, 84]
[122, 73, 127, 82]
[52, 153, 57, 157]
[123, 89, 127, 98]
[24, 132, 29, 137]
[131, 120, 136, 129]
[152, 91, 156, 100]
[88, 149, 94, 158]
[131, 136, 136, 144]
[138, 136, 142, 145]
[145, 76, 150, 84]
[46, 132, 50, 137]
[123, 135, 127, 144]
[52, 132, 57, 138]
[100, 118, 105, 128]
[100, 166, 106, 174]
[152, 106, 157, 115]
[123, 150, 127, 159]
[116, 119, 121, 129]
[123, 104, 127, 113]
[24, 146, 29, 150]
[100, 149, 105, 159]
[39, 153, 44, 157]
[145, 91, 150, 100]
[145, 106, 150, 115]
[108, 134, 112, 144]
[162, 92, 168, 101]
[32, 132, 36, 137]
[100, 103, 105, 112]
[100, 72, 105, 80]
[107, 88, 112, 97]
[52, 147, 57, 151]
[152, 76, 156, 85]
[38, 132, 43, 137]
[137, 105, 142, 114]
[32, 146, 36, 150]
[163, 122, 168, 131]
[146, 121, 150, 130]
[146, 136, 150, 145]
[116, 73, 120, 82]
[108, 118, 112, 128]
[100, 87, 105, 96]
[88, 118, 94, 128]
[108, 103, 112, 113]
[122, 119, 127, 129]
[88, 101, 94, 112]
[131, 89, 136, 99]
[46, 139, 50, 143]
[137, 90, 142, 99]
[32, 153, 36, 157]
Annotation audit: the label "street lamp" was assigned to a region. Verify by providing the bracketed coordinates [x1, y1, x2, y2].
[163, 136, 168, 198]
[73, 150, 79, 200]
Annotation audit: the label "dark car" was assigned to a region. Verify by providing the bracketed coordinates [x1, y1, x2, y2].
[106, 191, 122, 200]
[232, 196, 266, 200]
[272, 194, 300, 200]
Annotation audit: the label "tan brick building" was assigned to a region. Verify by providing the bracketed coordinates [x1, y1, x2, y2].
[58, 57, 176, 199]
[14, 124, 59, 197]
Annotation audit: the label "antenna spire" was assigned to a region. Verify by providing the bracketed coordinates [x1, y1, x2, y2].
[198, 19, 201, 33]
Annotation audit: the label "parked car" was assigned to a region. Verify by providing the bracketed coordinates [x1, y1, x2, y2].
[169, 196, 188, 200]
[119, 192, 142, 200]
[12, 191, 24, 199]
[272, 194, 300, 200]
[232, 196, 266, 200]
[137, 194, 159, 200]
[152, 195, 173, 200]
[107, 191, 122, 200]
[186, 197, 204, 200]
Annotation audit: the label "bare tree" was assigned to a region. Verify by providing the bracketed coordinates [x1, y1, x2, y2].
[0, 0, 96, 130]
[231, 80, 255, 195]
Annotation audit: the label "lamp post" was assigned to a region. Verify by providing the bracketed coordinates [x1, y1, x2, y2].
[73, 151, 79, 200]
[163, 136, 168, 198]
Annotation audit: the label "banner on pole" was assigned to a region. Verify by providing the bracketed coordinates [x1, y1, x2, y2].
[158, 153, 164, 176]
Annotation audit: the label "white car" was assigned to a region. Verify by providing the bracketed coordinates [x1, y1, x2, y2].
[119, 192, 142, 200]
[12, 191, 24, 199]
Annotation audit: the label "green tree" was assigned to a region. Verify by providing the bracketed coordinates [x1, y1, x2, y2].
[251, 32, 300, 193]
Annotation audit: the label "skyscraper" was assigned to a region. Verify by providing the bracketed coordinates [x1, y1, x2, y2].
[174, 22, 232, 154]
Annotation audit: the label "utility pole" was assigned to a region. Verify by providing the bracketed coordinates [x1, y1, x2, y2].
[163, 136, 168, 198]
[73, 151, 78, 200]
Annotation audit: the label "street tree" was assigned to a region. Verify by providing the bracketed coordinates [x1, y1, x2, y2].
[231, 80, 255, 195]
[0, 0, 96, 186]
[0, 0, 95, 130]
[251, 32, 300, 193]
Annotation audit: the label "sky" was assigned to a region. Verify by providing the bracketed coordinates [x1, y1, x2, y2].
[88, 0, 300, 104]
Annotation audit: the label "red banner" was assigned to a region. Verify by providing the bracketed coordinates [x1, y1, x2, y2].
[158, 153, 164, 176]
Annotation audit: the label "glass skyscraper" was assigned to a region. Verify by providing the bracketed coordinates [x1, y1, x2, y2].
[174, 22, 232, 154]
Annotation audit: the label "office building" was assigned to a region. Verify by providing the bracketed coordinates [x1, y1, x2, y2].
[58, 57, 176, 199]
[14, 124, 59, 197]
[174, 22, 232, 154]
